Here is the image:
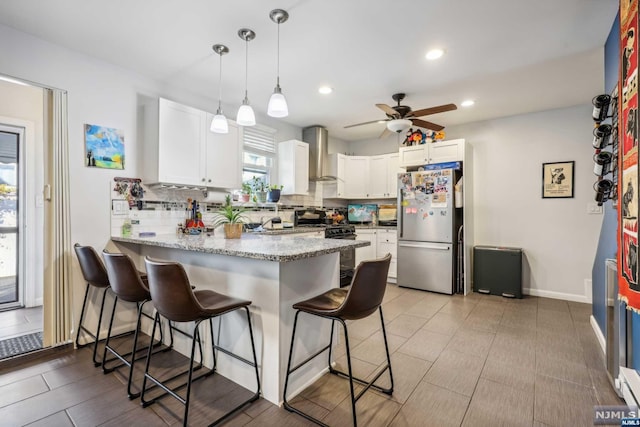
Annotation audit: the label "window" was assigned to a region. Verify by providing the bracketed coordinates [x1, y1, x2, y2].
[242, 125, 276, 187]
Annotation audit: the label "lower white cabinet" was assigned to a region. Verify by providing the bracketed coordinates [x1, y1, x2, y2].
[355, 229, 377, 266]
[376, 229, 397, 280]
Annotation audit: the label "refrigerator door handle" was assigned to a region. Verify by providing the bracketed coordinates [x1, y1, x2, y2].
[398, 242, 450, 250]
[398, 182, 404, 238]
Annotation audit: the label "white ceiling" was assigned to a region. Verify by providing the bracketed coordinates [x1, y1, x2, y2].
[0, 0, 619, 141]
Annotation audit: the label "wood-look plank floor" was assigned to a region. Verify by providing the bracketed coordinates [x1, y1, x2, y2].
[0, 286, 623, 426]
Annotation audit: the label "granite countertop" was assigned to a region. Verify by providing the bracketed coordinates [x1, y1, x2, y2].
[244, 227, 325, 236]
[112, 233, 370, 262]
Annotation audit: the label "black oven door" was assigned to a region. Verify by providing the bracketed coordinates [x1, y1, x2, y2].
[328, 234, 356, 287]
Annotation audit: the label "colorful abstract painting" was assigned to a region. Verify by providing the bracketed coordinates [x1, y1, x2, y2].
[84, 124, 124, 169]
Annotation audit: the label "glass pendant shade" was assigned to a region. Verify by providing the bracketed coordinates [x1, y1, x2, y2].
[211, 44, 229, 134]
[267, 86, 288, 118]
[210, 112, 228, 133]
[268, 9, 289, 118]
[237, 102, 256, 126]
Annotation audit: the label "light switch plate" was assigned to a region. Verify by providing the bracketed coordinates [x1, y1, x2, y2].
[112, 200, 129, 216]
[587, 202, 603, 214]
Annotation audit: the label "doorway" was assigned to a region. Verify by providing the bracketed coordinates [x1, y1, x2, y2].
[0, 125, 23, 311]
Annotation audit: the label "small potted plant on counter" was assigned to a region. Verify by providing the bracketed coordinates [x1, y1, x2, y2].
[251, 176, 268, 203]
[240, 182, 252, 202]
[267, 184, 283, 203]
[212, 195, 248, 239]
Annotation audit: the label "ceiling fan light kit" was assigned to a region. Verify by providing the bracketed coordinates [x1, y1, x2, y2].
[210, 44, 229, 134]
[267, 9, 289, 118]
[387, 119, 412, 133]
[236, 28, 256, 126]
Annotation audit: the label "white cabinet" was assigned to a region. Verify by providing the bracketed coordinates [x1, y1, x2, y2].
[398, 145, 428, 168]
[144, 97, 242, 189]
[278, 140, 309, 195]
[156, 98, 207, 186]
[344, 156, 370, 198]
[376, 229, 397, 281]
[429, 139, 465, 164]
[369, 153, 401, 198]
[204, 116, 242, 189]
[399, 139, 465, 167]
[355, 229, 377, 266]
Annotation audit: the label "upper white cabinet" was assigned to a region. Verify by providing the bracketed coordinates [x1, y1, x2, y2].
[143, 97, 242, 189]
[278, 140, 309, 195]
[326, 152, 401, 199]
[369, 153, 401, 198]
[344, 156, 370, 198]
[204, 115, 242, 189]
[399, 139, 465, 167]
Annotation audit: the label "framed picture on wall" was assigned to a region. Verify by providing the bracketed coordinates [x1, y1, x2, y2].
[542, 161, 574, 198]
[84, 124, 124, 169]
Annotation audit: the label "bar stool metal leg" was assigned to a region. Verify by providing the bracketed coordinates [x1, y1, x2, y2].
[75, 283, 109, 366]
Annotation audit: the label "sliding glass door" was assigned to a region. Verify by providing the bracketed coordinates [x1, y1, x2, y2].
[0, 125, 21, 309]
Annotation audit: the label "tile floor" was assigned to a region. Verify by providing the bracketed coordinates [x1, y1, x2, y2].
[0, 306, 42, 341]
[0, 285, 624, 426]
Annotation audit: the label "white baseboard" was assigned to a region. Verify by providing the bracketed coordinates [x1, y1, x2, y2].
[591, 314, 606, 355]
[280, 365, 331, 407]
[523, 287, 590, 304]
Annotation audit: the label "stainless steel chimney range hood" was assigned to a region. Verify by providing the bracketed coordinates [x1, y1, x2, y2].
[303, 126, 336, 181]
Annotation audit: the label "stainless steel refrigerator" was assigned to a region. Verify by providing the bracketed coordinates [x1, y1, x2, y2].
[397, 167, 457, 294]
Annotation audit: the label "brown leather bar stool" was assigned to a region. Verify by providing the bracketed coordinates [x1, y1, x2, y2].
[283, 253, 394, 427]
[141, 257, 261, 427]
[101, 251, 166, 399]
[73, 243, 113, 366]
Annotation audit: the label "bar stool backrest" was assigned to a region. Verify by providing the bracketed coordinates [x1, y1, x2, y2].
[144, 257, 203, 322]
[338, 253, 392, 320]
[102, 251, 151, 303]
[74, 244, 109, 289]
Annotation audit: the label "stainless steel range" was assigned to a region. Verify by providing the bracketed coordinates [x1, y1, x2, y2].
[294, 209, 356, 287]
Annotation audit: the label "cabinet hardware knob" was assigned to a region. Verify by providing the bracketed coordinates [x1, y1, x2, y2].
[208, 179, 211, 182]
[202, 178, 205, 182]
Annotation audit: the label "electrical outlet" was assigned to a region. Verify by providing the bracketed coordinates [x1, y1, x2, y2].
[587, 203, 603, 214]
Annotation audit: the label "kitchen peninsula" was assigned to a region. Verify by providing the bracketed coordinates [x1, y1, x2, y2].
[111, 233, 369, 405]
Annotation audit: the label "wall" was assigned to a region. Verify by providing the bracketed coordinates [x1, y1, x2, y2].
[0, 23, 304, 327]
[592, 13, 620, 337]
[350, 105, 604, 302]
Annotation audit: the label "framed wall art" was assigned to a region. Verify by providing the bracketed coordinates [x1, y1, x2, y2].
[542, 161, 574, 199]
[84, 124, 124, 169]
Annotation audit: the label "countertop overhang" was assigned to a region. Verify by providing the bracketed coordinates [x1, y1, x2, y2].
[112, 233, 370, 262]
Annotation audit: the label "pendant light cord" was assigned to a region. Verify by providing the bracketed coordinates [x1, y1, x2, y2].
[244, 38, 249, 100]
[276, 22, 280, 87]
[218, 54, 223, 110]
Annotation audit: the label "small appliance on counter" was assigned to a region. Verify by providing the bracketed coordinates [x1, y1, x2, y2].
[293, 208, 327, 227]
[378, 205, 397, 226]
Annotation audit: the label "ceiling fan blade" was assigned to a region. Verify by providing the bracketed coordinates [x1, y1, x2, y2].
[410, 103, 457, 117]
[376, 103, 398, 117]
[411, 118, 444, 131]
[379, 127, 392, 139]
[344, 119, 386, 129]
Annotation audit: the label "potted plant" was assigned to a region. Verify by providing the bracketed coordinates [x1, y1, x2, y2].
[267, 184, 283, 203]
[211, 195, 248, 239]
[240, 182, 252, 202]
[251, 176, 268, 203]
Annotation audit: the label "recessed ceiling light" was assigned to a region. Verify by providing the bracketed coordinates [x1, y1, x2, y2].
[461, 99, 475, 107]
[318, 86, 333, 94]
[425, 49, 444, 60]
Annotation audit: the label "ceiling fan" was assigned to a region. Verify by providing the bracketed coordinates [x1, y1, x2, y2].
[344, 93, 457, 138]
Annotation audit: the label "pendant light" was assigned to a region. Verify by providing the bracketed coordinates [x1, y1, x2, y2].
[211, 44, 229, 134]
[267, 9, 289, 118]
[236, 28, 256, 126]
